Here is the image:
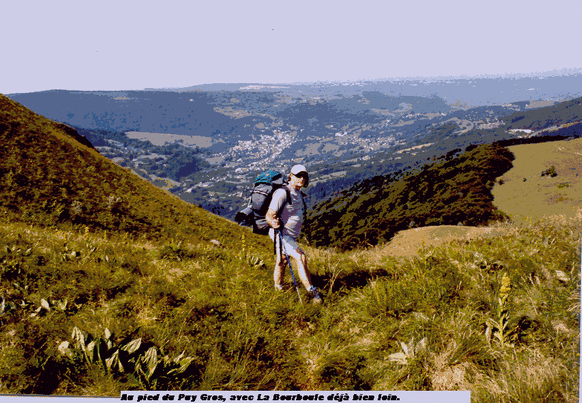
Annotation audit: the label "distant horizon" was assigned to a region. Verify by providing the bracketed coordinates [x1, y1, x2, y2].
[6, 67, 582, 96]
[163, 67, 582, 89]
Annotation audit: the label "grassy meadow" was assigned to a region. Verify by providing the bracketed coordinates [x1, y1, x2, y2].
[1, 209, 579, 401]
[0, 94, 580, 401]
[492, 137, 582, 223]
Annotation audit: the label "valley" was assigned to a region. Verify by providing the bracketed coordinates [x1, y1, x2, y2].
[11, 74, 582, 220]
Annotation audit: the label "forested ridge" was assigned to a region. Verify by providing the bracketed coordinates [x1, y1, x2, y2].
[304, 143, 515, 250]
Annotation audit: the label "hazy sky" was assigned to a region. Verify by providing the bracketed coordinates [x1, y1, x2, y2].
[2, 0, 581, 94]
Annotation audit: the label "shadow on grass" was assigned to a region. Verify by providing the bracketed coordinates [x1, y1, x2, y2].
[312, 267, 392, 294]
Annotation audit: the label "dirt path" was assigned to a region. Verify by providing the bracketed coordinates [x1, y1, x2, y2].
[381, 138, 582, 258]
[379, 225, 506, 257]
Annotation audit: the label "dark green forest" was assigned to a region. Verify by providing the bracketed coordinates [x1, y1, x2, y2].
[304, 143, 515, 250]
[73, 126, 210, 181]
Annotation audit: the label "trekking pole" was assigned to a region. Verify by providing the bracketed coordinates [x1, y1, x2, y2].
[277, 229, 303, 305]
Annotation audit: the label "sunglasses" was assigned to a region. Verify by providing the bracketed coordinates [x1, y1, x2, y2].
[294, 172, 308, 179]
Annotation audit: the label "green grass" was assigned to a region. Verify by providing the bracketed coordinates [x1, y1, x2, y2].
[0, 220, 279, 393]
[0, 213, 579, 400]
[492, 137, 582, 224]
[1, 93, 580, 401]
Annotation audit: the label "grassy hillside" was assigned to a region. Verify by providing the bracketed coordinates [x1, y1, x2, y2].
[0, 94, 258, 248]
[304, 143, 514, 250]
[0, 209, 579, 400]
[377, 225, 507, 258]
[492, 137, 582, 223]
[0, 95, 579, 401]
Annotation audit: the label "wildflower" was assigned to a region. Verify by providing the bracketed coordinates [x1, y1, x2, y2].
[499, 273, 511, 300]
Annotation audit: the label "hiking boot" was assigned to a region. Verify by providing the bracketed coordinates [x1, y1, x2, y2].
[274, 284, 284, 291]
[308, 286, 323, 304]
[311, 293, 323, 304]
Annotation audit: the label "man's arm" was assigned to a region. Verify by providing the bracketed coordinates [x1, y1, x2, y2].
[266, 208, 281, 229]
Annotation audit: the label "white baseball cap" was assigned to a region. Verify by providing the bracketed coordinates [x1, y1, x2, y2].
[290, 164, 308, 175]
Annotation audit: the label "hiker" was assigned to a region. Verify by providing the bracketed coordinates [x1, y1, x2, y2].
[265, 165, 323, 303]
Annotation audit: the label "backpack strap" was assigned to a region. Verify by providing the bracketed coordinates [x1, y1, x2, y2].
[273, 186, 291, 255]
[275, 185, 292, 218]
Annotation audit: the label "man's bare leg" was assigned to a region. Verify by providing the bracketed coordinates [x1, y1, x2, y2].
[294, 250, 314, 291]
[273, 253, 286, 290]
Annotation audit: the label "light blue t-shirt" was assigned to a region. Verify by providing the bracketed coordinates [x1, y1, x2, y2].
[269, 186, 304, 240]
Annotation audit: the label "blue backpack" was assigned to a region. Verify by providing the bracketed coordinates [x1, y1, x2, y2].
[235, 170, 291, 235]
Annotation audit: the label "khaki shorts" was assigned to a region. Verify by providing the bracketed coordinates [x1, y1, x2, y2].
[269, 228, 304, 261]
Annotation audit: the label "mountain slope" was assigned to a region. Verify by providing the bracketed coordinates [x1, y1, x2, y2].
[0, 94, 258, 247]
[502, 97, 582, 130]
[0, 95, 579, 402]
[304, 143, 514, 250]
[492, 137, 582, 222]
[8, 88, 581, 223]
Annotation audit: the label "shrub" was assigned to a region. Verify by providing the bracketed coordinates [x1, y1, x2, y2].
[541, 165, 558, 177]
